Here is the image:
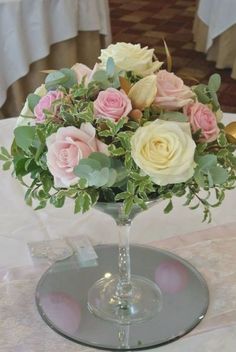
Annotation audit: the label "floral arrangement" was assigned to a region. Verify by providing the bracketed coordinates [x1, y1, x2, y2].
[1, 42, 236, 222]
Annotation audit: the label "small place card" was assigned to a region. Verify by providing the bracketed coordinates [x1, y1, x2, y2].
[67, 235, 98, 265]
[28, 235, 98, 267]
[28, 239, 73, 264]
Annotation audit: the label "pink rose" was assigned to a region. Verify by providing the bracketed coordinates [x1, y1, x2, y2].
[46, 123, 108, 188]
[93, 88, 132, 122]
[71, 63, 98, 85]
[34, 90, 63, 123]
[155, 70, 194, 111]
[184, 102, 220, 142]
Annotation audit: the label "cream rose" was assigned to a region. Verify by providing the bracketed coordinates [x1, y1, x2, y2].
[99, 42, 163, 76]
[128, 75, 157, 110]
[131, 120, 196, 185]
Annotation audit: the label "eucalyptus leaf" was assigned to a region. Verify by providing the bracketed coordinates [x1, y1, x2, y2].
[210, 166, 229, 185]
[208, 74, 221, 92]
[45, 71, 67, 90]
[92, 70, 108, 82]
[27, 94, 41, 113]
[106, 57, 116, 76]
[91, 168, 110, 187]
[74, 164, 93, 179]
[207, 171, 214, 187]
[161, 112, 188, 122]
[99, 80, 111, 90]
[60, 68, 77, 89]
[113, 168, 127, 186]
[106, 169, 117, 187]
[210, 90, 220, 111]
[89, 152, 111, 168]
[111, 76, 121, 89]
[80, 158, 102, 170]
[195, 154, 217, 171]
[194, 85, 211, 104]
[14, 126, 36, 152]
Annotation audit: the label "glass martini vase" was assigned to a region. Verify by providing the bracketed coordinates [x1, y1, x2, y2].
[87, 201, 162, 324]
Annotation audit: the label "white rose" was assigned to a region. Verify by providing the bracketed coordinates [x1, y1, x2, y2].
[16, 84, 47, 127]
[131, 120, 196, 185]
[99, 42, 163, 76]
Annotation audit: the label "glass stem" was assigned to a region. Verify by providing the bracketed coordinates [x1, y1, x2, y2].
[116, 219, 132, 309]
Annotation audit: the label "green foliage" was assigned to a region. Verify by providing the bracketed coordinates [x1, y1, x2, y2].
[14, 126, 36, 152]
[0, 65, 235, 223]
[193, 73, 221, 111]
[74, 189, 99, 213]
[164, 200, 173, 214]
[91, 57, 123, 89]
[194, 154, 229, 187]
[27, 94, 41, 112]
[74, 152, 127, 188]
[45, 68, 77, 90]
[208, 74, 221, 93]
[0, 147, 11, 161]
[217, 130, 228, 147]
[160, 111, 188, 122]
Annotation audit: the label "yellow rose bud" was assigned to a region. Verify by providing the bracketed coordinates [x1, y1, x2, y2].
[128, 75, 157, 111]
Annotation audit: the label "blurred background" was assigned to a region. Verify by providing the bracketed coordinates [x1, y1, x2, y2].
[1, 0, 236, 119]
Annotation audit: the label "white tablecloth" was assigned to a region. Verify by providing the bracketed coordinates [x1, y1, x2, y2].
[0, 115, 236, 352]
[0, 0, 111, 108]
[198, 0, 236, 50]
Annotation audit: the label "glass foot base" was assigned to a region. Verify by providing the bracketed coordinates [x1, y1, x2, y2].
[36, 245, 209, 350]
[88, 274, 162, 324]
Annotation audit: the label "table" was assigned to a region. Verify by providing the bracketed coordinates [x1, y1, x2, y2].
[0, 115, 236, 351]
[0, 0, 111, 116]
[197, 0, 236, 50]
[194, 0, 236, 79]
